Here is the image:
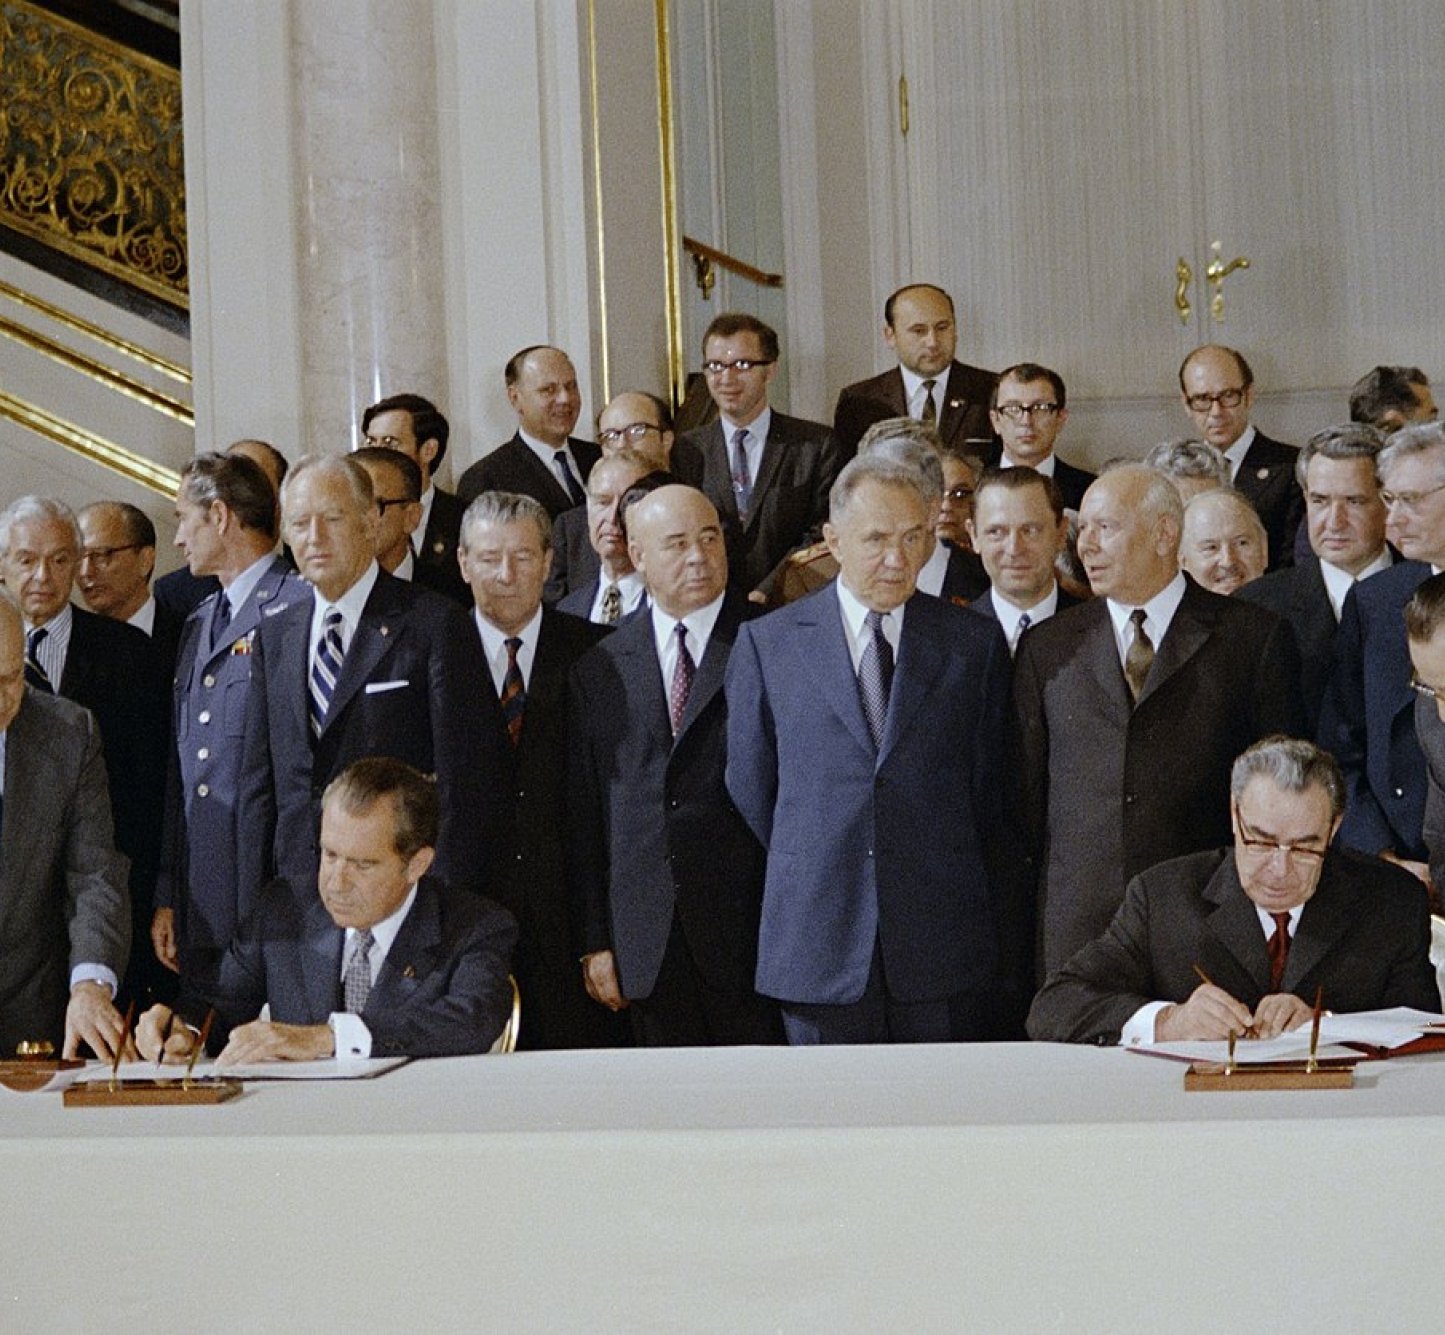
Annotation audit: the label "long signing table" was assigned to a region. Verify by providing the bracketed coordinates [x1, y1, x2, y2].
[4, 1042, 1444, 1331]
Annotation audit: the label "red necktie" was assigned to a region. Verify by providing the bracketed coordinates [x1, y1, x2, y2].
[1267, 912, 1292, 991]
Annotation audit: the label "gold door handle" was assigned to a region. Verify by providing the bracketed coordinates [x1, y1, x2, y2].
[1174, 258, 1193, 325]
[1205, 240, 1250, 321]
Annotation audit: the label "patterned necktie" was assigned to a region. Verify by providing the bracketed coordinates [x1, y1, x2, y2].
[920, 378, 938, 424]
[309, 608, 345, 736]
[731, 428, 753, 522]
[343, 928, 375, 1014]
[24, 626, 53, 693]
[857, 609, 894, 749]
[1268, 912, 1292, 991]
[1124, 607, 1154, 703]
[669, 621, 695, 736]
[600, 582, 622, 625]
[209, 592, 233, 653]
[552, 451, 585, 507]
[499, 636, 526, 747]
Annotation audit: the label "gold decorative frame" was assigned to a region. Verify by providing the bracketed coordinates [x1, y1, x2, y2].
[0, 0, 188, 309]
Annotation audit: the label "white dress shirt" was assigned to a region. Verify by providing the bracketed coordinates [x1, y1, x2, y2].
[1102, 573, 1187, 670]
[519, 429, 585, 497]
[307, 562, 380, 668]
[651, 592, 726, 696]
[899, 365, 952, 422]
[719, 407, 771, 484]
[127, 596, 157, 636]
[23, 601, 72, 686]
[1318, 548, 1392, 621]
[1221, 425, 1258, 482]
[474, 605, 542, 696]
[330, 884, 420, 1058]
[835, 578, 904, 673]
[913, 542, 952, 598]
[589, 571, 647, 624]
[990, 583, 1060, 654]
[1000, 450, 1057, 477]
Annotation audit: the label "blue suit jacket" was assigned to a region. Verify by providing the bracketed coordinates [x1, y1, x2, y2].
[159, 557, 304, 950]
[236, 568, 493, 899]
[187, 875, 518, 1057]
[1318, 559, 1431, 858]
[725, 584, 1014, 1006]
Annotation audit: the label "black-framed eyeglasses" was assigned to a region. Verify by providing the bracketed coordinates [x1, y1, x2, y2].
[994, 402, 1060, 421]
[1233, 811, 1327, 866]
[1380, 481, 1445, 512]
[598, 422, 660, 446]
[942, 485, 975, 503]
[376, 497, 415, 513]
[702, 359, 774, 375]
[1185, 388, 1247, 412]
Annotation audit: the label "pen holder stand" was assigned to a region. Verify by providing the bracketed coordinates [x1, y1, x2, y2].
[63, 1078, 244, 1106]
[1184, 1061, 1355, 1091]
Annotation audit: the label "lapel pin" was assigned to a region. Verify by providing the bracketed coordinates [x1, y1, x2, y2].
[402, 964, 416, 979]
[380, 625, 390, 636]
[1256, 467, 1270, 480]
[948, 398, 963, 409]
[432, 540, 445, 556]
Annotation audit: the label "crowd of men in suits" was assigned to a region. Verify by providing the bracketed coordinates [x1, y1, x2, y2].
[5, 281, 1445, 1060]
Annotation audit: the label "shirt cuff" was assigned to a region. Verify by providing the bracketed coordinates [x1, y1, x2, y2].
[329, 1011, 372, 1059]
[1119, 1001, 1170, 1047]
[70, 964, 118, 996]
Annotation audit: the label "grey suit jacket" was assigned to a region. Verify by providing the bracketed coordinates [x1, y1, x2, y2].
[0, 690, 130, 1052]
[187, 874, 518, 1057]
[1027, 846, 1438, 1044]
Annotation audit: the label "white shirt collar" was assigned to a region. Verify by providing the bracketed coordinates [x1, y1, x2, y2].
[343, 883, 419, 977]
[309, 560, 380, 646]
[990, 583, 1059, 653]
[651, 591, 726, 666]
[518, 429, 579, 480]
[221, 550, 277, 613]
[592, 571, 647, 621]
[127, 595, 157, 636]
[1318, 547, 1392, 621]
[913, 541, 951, 597]
[1222, 424, 1258, 479]
[835, 577, 905, 672]
[417, 484, 436, 540]
[899, 364, 951, 414]
[1254, 902, 1303, 939]
[1104, 572, 1187, 667]
[393, 546, 416, 582]
[720, 406, 771, 444]
[1001, 450, 1056, 477]
[474, 604, 543, 694]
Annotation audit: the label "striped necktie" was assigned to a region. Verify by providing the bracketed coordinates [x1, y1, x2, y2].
[24, 626, 53, 693]
[309, 609, 345, 736]
[499, 636, 526, 747]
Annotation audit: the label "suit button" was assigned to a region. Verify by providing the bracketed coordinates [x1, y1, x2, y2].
[203, 674, 216, 688]
[196, 783, 210, 797]
[198, 710, 211, 724]
[668, 798, 679, 809]
[1124, 793, 1136, 805]
[1395, 786, 1405, 798]
[197, 747, 209, 761]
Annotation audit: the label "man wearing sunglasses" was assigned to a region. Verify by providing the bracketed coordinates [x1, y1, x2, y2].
[1028, 737, 1437, 1045]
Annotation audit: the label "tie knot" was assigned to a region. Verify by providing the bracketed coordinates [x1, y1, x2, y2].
[1271, 911, 1292, 933]
[866, 609, 887, 634]
[675, 620, 689, 644]
[504, 635, 522, 660]
[325, 608, 343, 630]
[734, 428, 749, 449]
[353, 927, 374, 954]
[27, 626, 46, 651]
[922, 378, 936, 392]
[1129, 607, 1147, 630]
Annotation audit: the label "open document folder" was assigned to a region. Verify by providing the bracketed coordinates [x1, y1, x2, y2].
[1129, 1007, 1445, 1065]
[3, 1056, 409, 1094]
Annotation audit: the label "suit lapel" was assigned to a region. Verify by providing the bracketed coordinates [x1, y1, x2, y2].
[367, 881, 443, 1015]
[746, 418, 790, 533]
[1081, 602, 1133, 715]
[613, 612, 674, 745]
[1201, 859, 1272, 996]
[798, 585, 875, 758]
[878, 596, 946, 763]
[199, 557, 294, 672]
[1135, 582, 1212, 708]
[675, 598, 741, 741]
[513, 434, 576, 512]
[704, 421, 742, 527]
[1281, 860, 1352, 993]
[323, 577, 404, 732]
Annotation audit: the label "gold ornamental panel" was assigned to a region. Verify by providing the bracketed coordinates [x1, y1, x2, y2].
[0, 0, 187, 309]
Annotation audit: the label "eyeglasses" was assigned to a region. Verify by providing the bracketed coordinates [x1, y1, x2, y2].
[78, 544, 144, 567]
[376, 498, 415, 513]
[994, 402, 1060, 421]
[1380, 480, 1445, 512]
[702, 359, 774, 376]
[1411, 675, 1445, 703]
[1185, 388, 1247, 412]
[1234, 814, 1327, 866]
[942, 485, 975, 503]
[598, 422, 660, 447]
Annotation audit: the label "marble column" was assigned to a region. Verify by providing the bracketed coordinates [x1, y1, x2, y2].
[289, 0, 447, 458]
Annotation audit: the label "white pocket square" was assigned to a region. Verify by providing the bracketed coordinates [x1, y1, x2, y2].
[364, 679, 409, 695]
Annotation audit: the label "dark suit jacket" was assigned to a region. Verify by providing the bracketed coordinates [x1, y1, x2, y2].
[571, 594, 769, 1003]
[1014, 577, 1304, 976]
[160, 558, 305, 952]
[410, 487, 470, 605]
[1233, 430, 1303, 571]
[456, 433, 601, 519]
[543, 506, 599, 604]
[832, 361, 998, 461]
[686, 412, 843, 595]
[236, 568, 493, 899]
[0, 690, 130, 1053]
[154, 565, 220, 621]
[60, 606, 166, 992]
[1236, 554, 1345, 736]
[1026, 846, 1438, 1044]
[187, 874, 517, 1057]
[726, 584, 1017, 1006]
[1050, 457, 1096, 512]
[1414, 693, 1445, 893]
[967, 583, 1083, 633]
[939, 544, 991, 605]
[1317, 560, 1430, 859]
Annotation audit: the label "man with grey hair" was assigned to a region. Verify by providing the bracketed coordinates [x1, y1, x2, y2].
[1319, 421, 1445, 872]
[1016, 465, 1302, 976]
[0, 586, 132, 1059]
[1142, 438, 1231, 504]
[1239, 424, 1392, 732]
[0, 494, 166, 1008]
[1178, 489, 1268, 596]
[726, 453, 1019, 1043]
[1028, 736, 1438, 1045]
[236, 454, 492, 903]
